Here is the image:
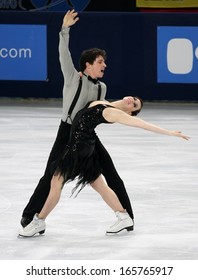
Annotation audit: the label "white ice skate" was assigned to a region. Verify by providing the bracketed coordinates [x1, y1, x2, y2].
[106, 211, 134, 234]
[18, 214, 46, 237]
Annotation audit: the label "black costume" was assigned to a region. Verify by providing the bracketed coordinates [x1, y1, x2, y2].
[54, 103, 113, 195]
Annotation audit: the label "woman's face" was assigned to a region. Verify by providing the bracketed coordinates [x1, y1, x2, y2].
[122, 96, 142, 115]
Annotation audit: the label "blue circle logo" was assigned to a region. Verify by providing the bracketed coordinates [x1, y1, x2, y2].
[20, 0, 91, 11]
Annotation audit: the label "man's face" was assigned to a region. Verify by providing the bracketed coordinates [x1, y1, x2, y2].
[86, 55, 107, 78]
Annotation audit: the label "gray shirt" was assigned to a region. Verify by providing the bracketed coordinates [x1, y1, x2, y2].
[59, 27, 107, 124]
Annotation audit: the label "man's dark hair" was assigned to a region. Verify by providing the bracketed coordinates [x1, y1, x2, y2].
[79, 48, 106, 72]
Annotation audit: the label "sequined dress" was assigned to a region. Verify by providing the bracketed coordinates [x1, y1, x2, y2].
[54, 103, 113, 195]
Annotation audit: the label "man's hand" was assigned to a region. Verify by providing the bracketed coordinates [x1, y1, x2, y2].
[62, 9, 79, 28]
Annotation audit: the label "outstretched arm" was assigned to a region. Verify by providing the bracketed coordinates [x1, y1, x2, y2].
[59, 10, 80, 81]
[103, 108, 190, 140]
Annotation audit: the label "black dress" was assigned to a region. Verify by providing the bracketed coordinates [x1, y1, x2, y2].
[54, 103, 113, 195]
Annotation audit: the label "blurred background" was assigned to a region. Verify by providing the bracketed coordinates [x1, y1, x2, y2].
[1, 0, 198, 101]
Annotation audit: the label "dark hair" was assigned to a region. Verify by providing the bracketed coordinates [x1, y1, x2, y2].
[79, 48, 106, 72]
[131, 97, 143, 116]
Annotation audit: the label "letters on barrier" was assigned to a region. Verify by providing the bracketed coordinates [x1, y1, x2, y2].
[0, 24, 47, 81]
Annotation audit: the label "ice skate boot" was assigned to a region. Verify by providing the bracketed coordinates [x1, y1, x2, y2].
[106, 211, 134, 234]
[18, 214, 46, 237]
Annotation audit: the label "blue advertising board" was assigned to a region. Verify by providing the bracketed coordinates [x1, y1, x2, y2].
[157, 26, 198, 83]
[0, 24, 47, 80]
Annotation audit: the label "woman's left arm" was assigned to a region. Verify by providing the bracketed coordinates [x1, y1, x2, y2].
[103, 108, 190, 140]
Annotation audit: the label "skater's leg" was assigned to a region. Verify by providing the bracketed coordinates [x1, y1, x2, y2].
[91, 175, 125, 212]
[19, 174, 64, 237]
[38, 174, 64, 219]
[91, 175, 134, 234]
[95, 137, 134, 220]
[21, 121, 71, 226]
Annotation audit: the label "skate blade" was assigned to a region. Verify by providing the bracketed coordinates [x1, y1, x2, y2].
[18, 230, 45, 238]
[106, 226, 134, 236]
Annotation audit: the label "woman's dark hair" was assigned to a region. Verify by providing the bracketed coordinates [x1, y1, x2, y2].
[131, 97, 143, 116]
[79, 48, 106, 72]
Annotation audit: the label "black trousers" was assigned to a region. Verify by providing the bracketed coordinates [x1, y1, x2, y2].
[22, 121, 134, 220]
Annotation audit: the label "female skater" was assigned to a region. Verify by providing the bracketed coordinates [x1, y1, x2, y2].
[19, 96, 189, 237]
